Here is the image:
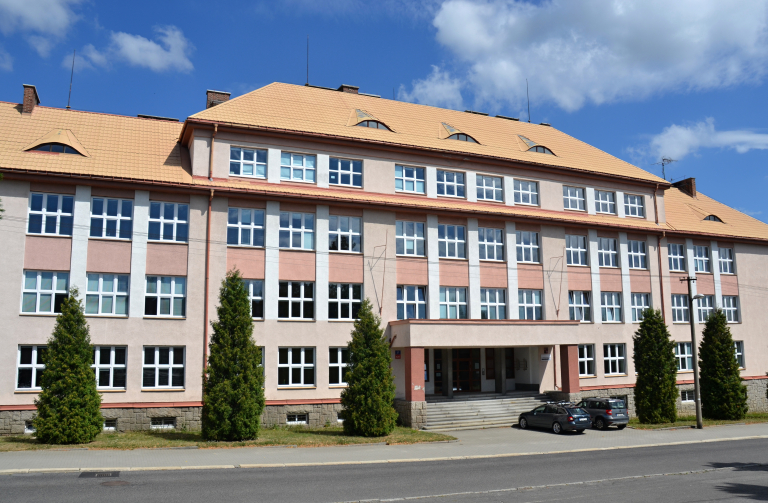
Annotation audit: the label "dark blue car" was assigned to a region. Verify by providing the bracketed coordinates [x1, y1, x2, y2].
[518, 402, 592, 434]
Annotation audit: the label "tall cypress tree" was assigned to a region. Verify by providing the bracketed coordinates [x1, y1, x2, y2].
[202, 269, 265, 441]
[34, 288, 102, 444]
[699, 309, 747, 420]
[633, 308, 678, 423]
[341, 299, 397, 437]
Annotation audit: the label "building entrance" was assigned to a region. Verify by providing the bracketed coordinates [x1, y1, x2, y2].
[453, 348, 481, 392]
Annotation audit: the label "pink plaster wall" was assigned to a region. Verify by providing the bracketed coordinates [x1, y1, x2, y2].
[228, 198, 265, 209]
[24, 236, 71, 271]
[517, 263, 544, 290]
[567, 266, 592, 291]
[721, 274, 739, 296]
[670, 272, 689, 294]
[477, 219, 504, 229]
[329, 206, 363, 217]
[396, 257, 428, 285]
[91, 187, 134, 199]
[145, 243, 188, 276]
[87, 240, 131, 273]
[150, 191, 189, 203]
[395, 211, 426, 222]
[280, 202, 316, 213]
[629, 270, 651, 293]
[279, 251, 315, 281]
[30, 182, 75, 194]
[437, 216, 466, 226]
[479, 262, 507, 288]
[697, 273, 715, 295]
[329, 254, 364, 283]
[227, 247, 265, 279]
[600, 268, 622, 292]
[439, 260, 469, 287]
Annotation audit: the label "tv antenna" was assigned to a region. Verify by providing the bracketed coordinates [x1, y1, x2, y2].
[652, 157, 677, 180]
[306, 36, 309, 85]
[66, 49, 75, 110]
[526, 79, 531, 123]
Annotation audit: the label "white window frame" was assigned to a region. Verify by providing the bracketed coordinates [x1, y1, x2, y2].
[440, 287, 467, 319]
[21, 270, 69, 314]
[476, 174, 503, 202]
[144, 276, 186, 318]
[27, 192, 74, 236]
[278, 281, 315, 320]
[681, 390, 695, 402]
[668, 244, 686, 272]
[565, 235, 588, 266]
[696, 295, 715, 322]
[328, 283, 362, 320]
[395, 165, 425, 194]
[438, 224, 466, 259]
[563, 186, 585, 211]
[150, 418, 176, 430]
[578, 344, 595, 376]
[396, 221, 425, 256]
[515, 231, 540, 263]
[723, 296, 739, 323]
[631, 293, 650, 322]
[693, 246, 710, 273]
[86, 273, 129, 316]
[280, 152, 316, 183]
[436, 170, 466, 198]
[397, 285, 427, 320]
[227, 208, 265, 247]
[329, 216, 362, 253]
[478, 227, 504, 261]
[734, 341, 745, 369]
[518, 289, 543, 320]
[671, 294, 690, 323]
[230, 146, 267, 178]
[513, 179, 539, 205]
[598, 238, 618, 267]
[628, 240, 647, 269]
[329, 347, 349, 386]
[90, 197, 133, 239]
[148, 202, 189, 243]
[92, 346, 127, 389]
[595, 190, 616, 214]
[16, 345, 46, 390]
[279, 212, 315, 250]
[719, 247, 734, 274]
[278, 347, 315, 387]
[142, 346, 185, 389]
[601, 292, 622, 322]
[624, 194, 645, 218]
[603, 344, 626, 375]
[480, 288, 506, 319]
[675, 342, 693, 371]
[569, 291, 591, 322]
[329, 157, 363, 188]
[246, 279, 264, 319]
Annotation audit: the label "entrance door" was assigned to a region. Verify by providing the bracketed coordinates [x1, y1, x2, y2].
[453, 348, 481, 392]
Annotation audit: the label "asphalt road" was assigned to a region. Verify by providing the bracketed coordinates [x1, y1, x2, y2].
[2, 438, 767, 502]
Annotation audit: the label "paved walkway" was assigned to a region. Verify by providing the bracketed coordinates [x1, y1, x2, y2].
[2, 423, 768, 474]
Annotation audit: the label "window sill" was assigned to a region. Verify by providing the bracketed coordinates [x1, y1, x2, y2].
[231, 174, 267, 181]
[279, 179, 317, 185]
[329, 250, 363, 255]
[517, 261, 541, 265]
[25, 233, 72, 239]
[564, 208, 587, 213]
[436, 195, 467, 200]
[146, 240, 188, 246]
[628, 267, 648, 271]
[598, 266, 619, 269]
[604, 374, 628, 378]
[601, 321, 623, 324]
[15, 390, 41, 394]
[227, 244, 265, 249]
[513, 203, 540, 208]
[595, 212, 617, 216]
[89, 237, 133, 243]
[19, 312, 59, 317]
[277, 386, 317, 390]
[329, 385, 349, 389]
[328, 319, 356, 323]
[141, 388, 186, 392]
[677, 370, 694, 374]
[143, 317, 187, 320]
[329, 183, 364, 190]
[278, 247, 315, 253]
[439, 257, 468, 261]
[578, 375, 597, 379]
[396, 254, 426, 259]
[624, 215, 645, 219]
[479, 259, 506, 263]
[85, 315, 129, 319]
[567, 264, 589, 268]
[98, 389, 127, 393]
[394, 190, 426, 196]
[277, 319, 316, 322]
[476, 198, 504, 204]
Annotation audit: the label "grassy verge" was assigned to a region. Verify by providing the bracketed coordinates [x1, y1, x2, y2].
[0, 426, 455, 452]
[629, 412, 768, 430]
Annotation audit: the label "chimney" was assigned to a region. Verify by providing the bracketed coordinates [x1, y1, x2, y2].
[337, 84, 359, 94]
[22, 84, 40, 114]
[673, 177, 696, 198]
[206, 89, 231, 109]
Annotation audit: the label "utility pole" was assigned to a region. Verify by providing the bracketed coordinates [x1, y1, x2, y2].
[681, 276, 704, 429]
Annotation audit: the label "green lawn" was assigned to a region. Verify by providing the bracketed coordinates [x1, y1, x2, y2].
[628, 412, 768, 430]
[0, 426, 455, 452]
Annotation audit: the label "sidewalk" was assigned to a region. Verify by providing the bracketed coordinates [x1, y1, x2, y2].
[2, 423, 768, 474]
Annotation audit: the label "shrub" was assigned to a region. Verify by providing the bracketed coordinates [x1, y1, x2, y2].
[633, 309, 678, 423]
[699, 309, 747, 420]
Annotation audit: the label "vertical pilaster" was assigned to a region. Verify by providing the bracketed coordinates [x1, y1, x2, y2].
[427, 214, 440, 319]
[426, 167, 437, 199]
[588, 229, 602, 324]
[504, 176, 515, 206]
[586, 187, 596, 215]
[467, 218, 481, 319]
[466, 173, 477, 203]
[129, 190, 150, 318]
[70, 185, 91, 294]
[404, 347, 426, 402]
[316, 154, 330, 189]
[505, 222, 519, 319]
[685, 238, 698, 324]
[265, 201, 280, 319]
[267, 148, 281, 184]
[316, 205, 330, 321]
[711, 240, 723, 308]
[619, 232, 632, 323]
[615, 191, 625, 218]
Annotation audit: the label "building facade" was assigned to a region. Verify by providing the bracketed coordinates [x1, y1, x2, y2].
[1, 83, 766, 434]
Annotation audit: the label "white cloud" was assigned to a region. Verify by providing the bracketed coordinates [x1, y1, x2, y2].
[110, 26, 193, 72]
[0, 0, 82, 56]
[409, 0, 768, 112]
[736, 207, 762, 217]
[398, 65, 464, 110]
[0, 45, 12, 71]
[649, 118, 768, 160]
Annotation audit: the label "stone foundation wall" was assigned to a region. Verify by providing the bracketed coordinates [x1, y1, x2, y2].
[394, 399, 427, 429]
[261, 403, 343, 428]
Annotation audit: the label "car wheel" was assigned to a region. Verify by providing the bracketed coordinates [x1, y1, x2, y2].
[617, 424, 627, 430]
[519, 417, 528, 429]
[595, 417, 607, 430]
[552, 422, 562, 434]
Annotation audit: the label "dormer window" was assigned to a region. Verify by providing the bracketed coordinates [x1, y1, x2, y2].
[447, 133, 478, 143]
[29, 143, 82, 155]
[528, 145, 554, 155]
[356, 120, 390, 130]
[704, 215, 723, 222]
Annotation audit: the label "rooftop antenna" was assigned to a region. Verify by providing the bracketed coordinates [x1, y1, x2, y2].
[526, 79, 531, 123]
[652, 157, 677, 181]
[66, 49, 75, 110]
[306, 36, 309, 85]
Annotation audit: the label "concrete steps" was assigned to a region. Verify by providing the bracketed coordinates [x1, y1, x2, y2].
[422, 392, 549, 432]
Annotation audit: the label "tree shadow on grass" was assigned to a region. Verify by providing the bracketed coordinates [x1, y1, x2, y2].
[0, 436, 41, 446]
[141, 431, 202, 442]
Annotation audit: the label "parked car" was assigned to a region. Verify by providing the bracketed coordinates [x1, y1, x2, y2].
[576, 397, 629, 430]
[518, 402, 592, 434]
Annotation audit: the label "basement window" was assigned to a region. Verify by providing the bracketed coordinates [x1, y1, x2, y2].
[286, 414, 308, 425]
[24, 422, 36, 434]
[150, 417, 176, 430]
[29, 143, 82, 155]
[103, 419, 117, 431]
[357, 120, 390, 130]
[704, 215, 723, 222]
[447, 133, 478, 143]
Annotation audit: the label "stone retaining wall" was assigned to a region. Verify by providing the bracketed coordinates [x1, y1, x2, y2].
[394, 399, 427, 429]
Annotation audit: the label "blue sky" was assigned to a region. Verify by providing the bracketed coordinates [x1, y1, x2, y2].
[1, 0, 767, 220]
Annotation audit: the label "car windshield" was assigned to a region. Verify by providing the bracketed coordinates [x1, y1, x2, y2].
[566, 408, 588, 415]
[608, 400, 626, 409]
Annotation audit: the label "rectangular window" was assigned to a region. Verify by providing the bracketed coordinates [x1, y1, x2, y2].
[142, 346, 185, 388]
[227, 208, 265, 247]
[329, 216, 362, 253]
[675, 342, 693, 371]
[438, 224, 466, 258]
[21, 271, 69, 314]
[734, 341, 744, 369]
[16, 345, 46, 389]
[92, 346, 127, 389]
[601, 292, 622, 322]
[396, 221, 425, 256]
[397, 285, 427, 320]
[279, 212, 314, 250]
[278, 282, 314, 319]
[518, 289, 542, 320]
[603, 344, 626, 375]
[624, 194, 645, 218]
[328, 283, 362, 320]
[628, 240, 647, 269]
[480, 288, 506, 320]
[476, 174, 503, 202]
[86, 274, 129, 316]
[90, 198, 133, 239]
[144, 276, 186, 317]
[668, 243, 686, 272]
[563, 186, 585, 211]
[395, 165, 425, 194]
[280, 152, 316, 183]
[515, 231, 540, 263]
[565, 235, 588, 266]
[693, 246, 710, 272]
[440, 287, 467, 319]
[150, 418, 176, 430]
[723, 296, 739, 323]
[278, 347, 315, 386]
[681, 390, 695, 402]
[478, 227, 504, 261]
[696, 295, 715, 322]
[513, 180, 539, 205]
[329, 158, 362, 187]
[286, 414, 308, 425]
[598, 238, 618, 267]
[578, 344, 595, 376]
[246, 279, 264, 319]
[631, 293, 650, 322]
[569, 291, 591, 322]
[719, 247, 734, 274]
[329, 347, 349, 385]
[148, 202, 188, 242]
[436, 170, 465, 198]
[671, 294, 689, 323]
[595, 190, 616, 214]
[27, 193, 74, 236]
[230, 147, 267, 178]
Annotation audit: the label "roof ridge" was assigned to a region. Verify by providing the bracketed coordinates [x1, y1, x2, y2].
[0, 101, 184, 127]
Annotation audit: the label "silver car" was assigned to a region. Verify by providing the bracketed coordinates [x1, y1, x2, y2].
[576, 397, 629, 430]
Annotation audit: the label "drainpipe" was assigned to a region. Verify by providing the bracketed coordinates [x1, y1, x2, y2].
[208, 124, 217, 181]
[203, 188, 214, 372]
[654, 184, 666, 322]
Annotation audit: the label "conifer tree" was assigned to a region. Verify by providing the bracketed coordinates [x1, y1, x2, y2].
[34, 287, 102, 444]
[632, 309, 678, 423]
[699, 309, 747, 420]
[341, 299, 397, 437]
[202, 269, 265, 441]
